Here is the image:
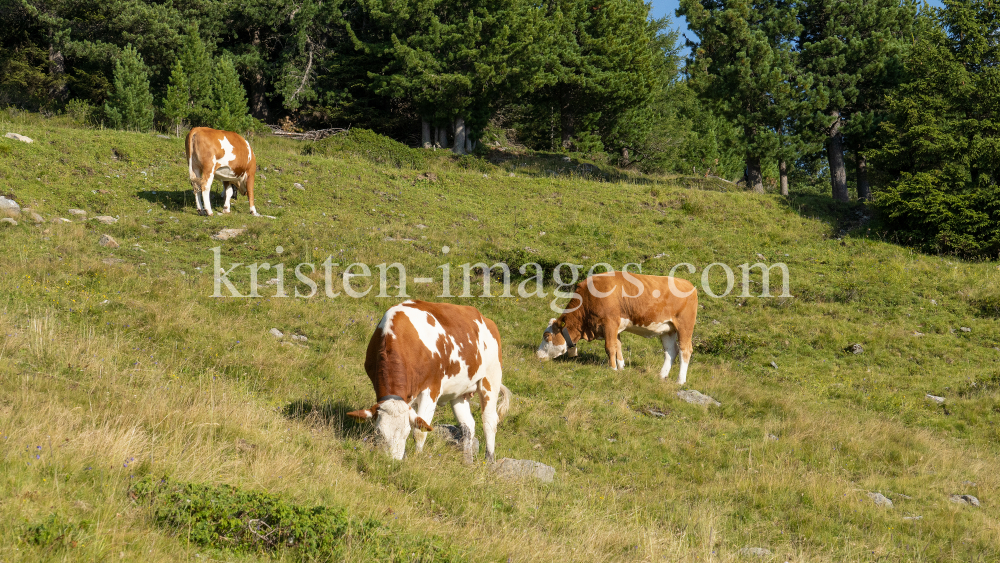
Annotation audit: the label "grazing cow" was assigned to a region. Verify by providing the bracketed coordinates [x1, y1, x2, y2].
[185, 127, 259, 216]
[536, 271, 698, 384]
[347, 300, 511, 461]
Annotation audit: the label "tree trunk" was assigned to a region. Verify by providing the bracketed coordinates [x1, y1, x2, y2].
[437, 126, 448, 149]
[779, 159, 789, 196]
[560, 89, 575, 150]
[249, 30, 271, 121]
[746, 155, 764, 194]
[422, 119, 431, 149]
[828, 110, 849, 202]
[856, 153, 870, 201]
[48, 41, 67, 104]
[621, 147, 630, 167]
[465, 126, 472, 153]
[453, 117, 466, 155]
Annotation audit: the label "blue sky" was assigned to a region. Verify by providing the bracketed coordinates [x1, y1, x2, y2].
[648, 0, 947, 48]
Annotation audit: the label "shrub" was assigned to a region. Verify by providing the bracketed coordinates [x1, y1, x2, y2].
[25, 514, 90, 550]
[305, 129, 426, 169]
[104, 44, 155, 131]
[65, 98, 94, 125]
[130, 476, 347, 558]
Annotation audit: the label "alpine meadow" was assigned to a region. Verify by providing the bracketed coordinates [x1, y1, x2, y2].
[3, 0, 1000, 562]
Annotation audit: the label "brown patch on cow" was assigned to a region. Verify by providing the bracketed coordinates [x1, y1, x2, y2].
[481, 378, 491, 392]
[346, 407, 375, 421]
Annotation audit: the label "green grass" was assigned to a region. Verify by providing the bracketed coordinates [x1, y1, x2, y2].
[1, 110, 1000, 561]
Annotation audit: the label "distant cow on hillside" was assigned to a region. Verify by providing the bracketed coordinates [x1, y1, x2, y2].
[185, 127, 258, 216]
[347, 300, 511, 461]
[536, 271, 698, 384]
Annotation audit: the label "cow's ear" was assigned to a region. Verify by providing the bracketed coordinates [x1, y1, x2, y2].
[346, 407, 375, 421]
[413, 417, 433, 432]
[548, 318, 557, 326]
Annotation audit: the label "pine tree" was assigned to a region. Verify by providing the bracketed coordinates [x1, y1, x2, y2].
[679, 0, 803, 193]
[178, 24, 215, 125]
[870, 1, 1000, 257]
[796, 0, 915, 201]
[210, 55, 253, 132]
[163, 59, 189, 137]
[104, 44, 154, 131]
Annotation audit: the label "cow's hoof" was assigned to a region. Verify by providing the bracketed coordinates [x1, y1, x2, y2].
[222, 208, 231, 214]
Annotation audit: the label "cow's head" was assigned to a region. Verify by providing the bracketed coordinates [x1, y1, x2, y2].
[346, 399, 433, 460]
[536, 317, 577, 361]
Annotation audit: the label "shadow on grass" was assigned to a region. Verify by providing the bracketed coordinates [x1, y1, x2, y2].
[136, 188, 193, 212]
[283, 398, 369, 439]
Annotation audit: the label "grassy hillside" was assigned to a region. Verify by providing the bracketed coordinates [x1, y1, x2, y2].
[2, 110, 1000, 562]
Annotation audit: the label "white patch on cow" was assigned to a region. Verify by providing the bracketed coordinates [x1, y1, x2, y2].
[535, 323, 568, 360]
[218, 136, 237, 168]
[244, 139, 253, 162]
[374, 399, 411, 460]
[624, 319, 676, 338]
[379, 303, 446, 358]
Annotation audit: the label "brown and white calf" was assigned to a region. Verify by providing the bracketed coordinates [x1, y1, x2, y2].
[536, 271, 698, 384]
[347, 300, 511, 461]
[185, 127, 259, 216]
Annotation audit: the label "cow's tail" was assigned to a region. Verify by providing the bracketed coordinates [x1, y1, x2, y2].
[496, 383, 511, 422]
[185, 129, 196, 179]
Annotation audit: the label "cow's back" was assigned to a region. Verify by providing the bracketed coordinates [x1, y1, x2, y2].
[365, 301, 500, 401]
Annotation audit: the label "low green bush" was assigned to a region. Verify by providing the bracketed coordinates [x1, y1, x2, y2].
[24, 514, 91, 550]
[305, 129, 426, 169]
[130, 476, 347, 558]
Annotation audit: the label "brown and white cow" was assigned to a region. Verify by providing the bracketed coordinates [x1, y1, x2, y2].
[347, 300, 511, 461]
[185, 127, 259, 216]
[536, 271, 698, 384]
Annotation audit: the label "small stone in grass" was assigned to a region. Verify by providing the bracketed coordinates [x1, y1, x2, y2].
[926, 394, 945, 404]
[949, 494, 980, 507]
[868, 492, 893, 508]
[98, 234, 119, 249]
[269, 328, 284, 339]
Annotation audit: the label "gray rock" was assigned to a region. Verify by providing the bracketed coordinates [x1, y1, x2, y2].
[846, 343, 864, 354]
[926, 394, 945, 404]
[930, 299, 937, 305]
[739, 547, 772, 557]
[492, 458, 555, 483]
[291, 334, 308, 342]
[868, 492, 893, 508]
[93, 215, 118, 225]
[98, 234, 119, 249]
[433, 424, 480, 453]
[68, 208, 87, 218]
[766, 433, 779, 441]
[961, 327, 971, 333]
[22, 209, 44, 223]
[769, 361, 778, 369]
[156, 134, 170, 139]
[269, 328, 284, 339]
[949, 494, 980, 507]
[0, 196, 21, 218]
[415, 224, 428, 229]
[0, 217, 17, 226]
[294, 182, 305, 190]
[902, 515, 922, 521]
[677, 390, 721, 407]
[4, 132, 33, 143]
[211, 228, 245, 241]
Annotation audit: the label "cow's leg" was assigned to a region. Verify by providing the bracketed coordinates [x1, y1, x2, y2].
[660, 332, 678, 380]
[222, 183, 234, 213]
[616, 342, 625, 370]
[677, 327, 694, 385]
[198, 171, 215, 216]
[451, 395, 477, 463]
[190, 175, 204, 213]
[603, 321, 622, 370]
[478, 376, 501, 463]
[411, 392, 436, 454]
